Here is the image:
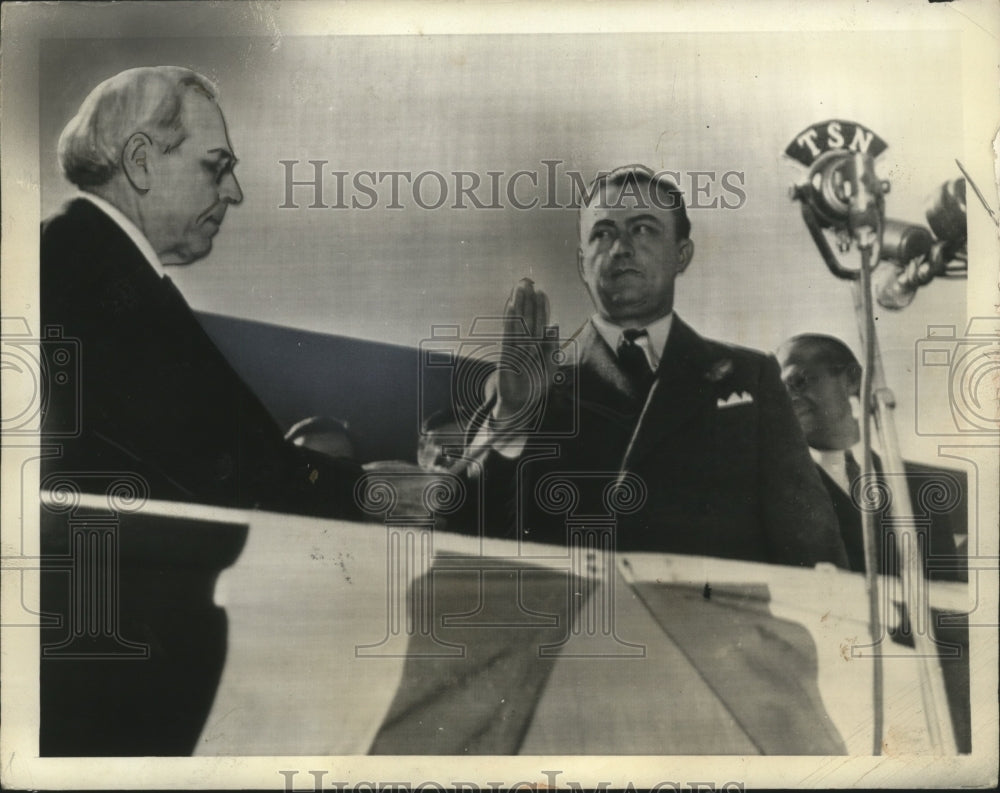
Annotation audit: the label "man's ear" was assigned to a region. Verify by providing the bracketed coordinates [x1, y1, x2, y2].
[121, 133, 153, 192]
[577, 248, 585, 281]
[676, 238, 694, 273]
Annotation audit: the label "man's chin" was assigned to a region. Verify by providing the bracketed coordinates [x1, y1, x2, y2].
[798, 420, 824, 444]
[793, 410, 815, 428]
[161, 240, 213, 267]
[601, 295, 668, 324]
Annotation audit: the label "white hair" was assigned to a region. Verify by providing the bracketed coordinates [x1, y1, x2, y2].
[57, 66, 217, 189]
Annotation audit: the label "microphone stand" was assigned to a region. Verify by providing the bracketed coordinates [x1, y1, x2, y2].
[846, 153, 959, 756]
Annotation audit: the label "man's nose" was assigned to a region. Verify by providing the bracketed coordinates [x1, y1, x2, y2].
[611, 233, 633, 257]
[221, 172, 243, 205]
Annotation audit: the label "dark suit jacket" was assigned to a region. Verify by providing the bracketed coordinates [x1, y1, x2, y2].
[817, 456, 967, 580]
[40, 198, 360, 518]
[472, 318, 849, 568]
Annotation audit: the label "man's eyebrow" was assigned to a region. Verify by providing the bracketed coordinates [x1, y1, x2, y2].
[626, 214, 664, 226]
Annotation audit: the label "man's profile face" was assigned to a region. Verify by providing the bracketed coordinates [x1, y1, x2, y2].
[144, 90, 243, 265]
[577, 182, 693, 328]
[777, 340, 857, 450]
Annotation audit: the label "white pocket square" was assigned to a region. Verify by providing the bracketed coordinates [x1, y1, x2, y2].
[717, 391, 754, 409]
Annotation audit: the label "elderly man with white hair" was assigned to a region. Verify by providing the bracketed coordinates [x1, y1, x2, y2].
[41, 66, 360, 517]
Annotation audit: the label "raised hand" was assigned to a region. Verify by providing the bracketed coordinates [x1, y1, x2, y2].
[494, 278, 556, 428]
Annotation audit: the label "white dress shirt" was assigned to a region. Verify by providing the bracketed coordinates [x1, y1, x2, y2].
[810, 442, 866, 494]
[589, 311, 673, 372]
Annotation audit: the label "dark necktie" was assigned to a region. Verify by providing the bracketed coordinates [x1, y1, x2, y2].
[844, 449, 862, 494]
[617, 328, 654, 394]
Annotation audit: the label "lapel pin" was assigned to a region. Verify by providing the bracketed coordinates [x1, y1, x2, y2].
[705, 358, 734, 383]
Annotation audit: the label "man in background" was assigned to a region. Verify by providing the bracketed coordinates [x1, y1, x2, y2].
[41, 66, 359, 518]
[776, 333, 967, 578]
[465, 165, 848, 568]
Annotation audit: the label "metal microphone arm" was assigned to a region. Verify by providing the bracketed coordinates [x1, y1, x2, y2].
[798, 201, 859, 280]
[845, 152, 959, 756]
[850, 266, 959, 756]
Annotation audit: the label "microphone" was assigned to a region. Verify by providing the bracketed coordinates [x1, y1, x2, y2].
[846, 152, 883, 244]
[926, 177, 968, 269]
[875, 218, 935, 308]
[880, 217, 933, 264]
[926, 178, 967, 245]
[874, 197, 963, 309]
[873, 255, 936, 310]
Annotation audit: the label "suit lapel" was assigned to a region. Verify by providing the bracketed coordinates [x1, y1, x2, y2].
[621, 316, 716, 471]
[66, 199, 171, 316]
[63, 200, 240, 389]
[815, 464, 865, 573]
[569, 322, 643, 421]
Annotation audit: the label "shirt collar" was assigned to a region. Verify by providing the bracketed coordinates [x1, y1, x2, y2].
[78, 192, 167, 279]
[590, 312, 673, 371]
[809, 440, 866, 468]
